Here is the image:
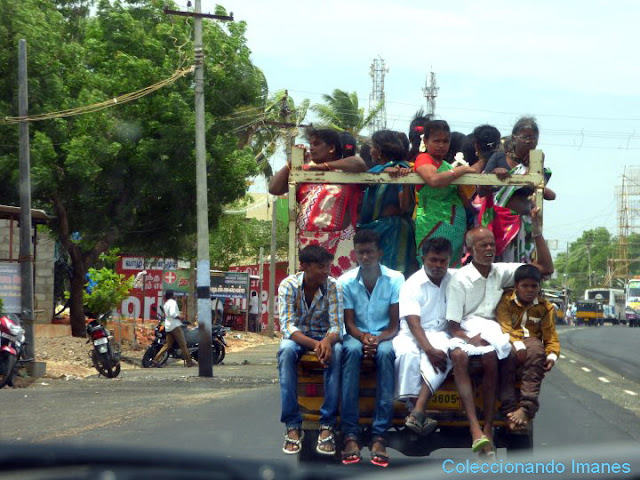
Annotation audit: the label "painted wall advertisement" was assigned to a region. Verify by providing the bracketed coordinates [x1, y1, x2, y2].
[0, 262, 21, 314]
[116, 256, 186, 320]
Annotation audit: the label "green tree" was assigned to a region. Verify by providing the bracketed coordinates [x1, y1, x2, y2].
[84, 266, 134, 318]
[553, 228, 640, 299]
[0, 0, 267, 335]
[311, 89, 382, 137]
[209, 198, 288, 270]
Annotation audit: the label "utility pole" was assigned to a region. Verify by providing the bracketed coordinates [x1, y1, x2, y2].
[267, 92, 291, 337]
[18, 39, 35, 363]
[586, 240, 593, 287]
[165, 2, 233, 377]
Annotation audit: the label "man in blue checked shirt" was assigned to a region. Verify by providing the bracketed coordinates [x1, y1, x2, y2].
[338, 230, 403, 468]
[278, 245, 343, 457]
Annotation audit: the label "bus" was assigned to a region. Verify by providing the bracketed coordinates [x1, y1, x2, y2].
[584, 288, 626, 324]
[626, 278, 640, 311]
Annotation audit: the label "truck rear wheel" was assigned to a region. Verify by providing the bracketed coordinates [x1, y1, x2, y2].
[504, 429, 533, 453]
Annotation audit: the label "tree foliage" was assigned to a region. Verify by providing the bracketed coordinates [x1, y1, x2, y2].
[311, 89, 382, 138]
[84, 267, 134, 318]
[209, 198, 288, 270]
[553, 228, 640, 300]
[0, 0, 267, 335]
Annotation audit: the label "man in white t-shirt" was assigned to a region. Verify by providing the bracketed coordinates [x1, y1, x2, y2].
[249, 291, 260, 332]
[445, 208, 553, 454]
[153, 290, 194, 367]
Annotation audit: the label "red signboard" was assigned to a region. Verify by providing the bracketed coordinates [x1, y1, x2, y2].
[228, 262, 288, 332]
[116, 256, 177, 320]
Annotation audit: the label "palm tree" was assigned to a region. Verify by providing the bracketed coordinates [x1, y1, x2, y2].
[311, 89, 383, 138]
[232, 89, 309, 178]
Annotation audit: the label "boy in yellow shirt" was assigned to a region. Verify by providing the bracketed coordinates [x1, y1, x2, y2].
[496, 264, 560, 430]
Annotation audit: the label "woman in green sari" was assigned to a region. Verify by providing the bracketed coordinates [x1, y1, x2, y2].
[358, 130, 418, 277]
[413, 120, 479, 266]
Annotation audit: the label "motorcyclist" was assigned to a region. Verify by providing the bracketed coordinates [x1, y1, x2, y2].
[152, 290, 195, 368]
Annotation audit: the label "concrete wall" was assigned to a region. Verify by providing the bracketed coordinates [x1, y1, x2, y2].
[0, 219, 55, 323]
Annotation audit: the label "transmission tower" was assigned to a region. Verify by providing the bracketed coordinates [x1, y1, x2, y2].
[369, 56, 388, 133]
[611, 166, 640, 284]
[423, 70, 439, 116]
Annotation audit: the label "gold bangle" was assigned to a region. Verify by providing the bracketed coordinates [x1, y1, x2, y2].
[532, 233, 543, 238]
[450, 169, 456, 178]
[324, 162, 332, 171]
[284, 163, 290, 171]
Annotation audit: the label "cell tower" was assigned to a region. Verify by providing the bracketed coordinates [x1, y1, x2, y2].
[369, 56, 388, 133]
[423, 70, 439, 116]
[612, 166, 640, 283]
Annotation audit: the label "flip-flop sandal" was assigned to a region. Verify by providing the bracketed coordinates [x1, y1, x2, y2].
[369, 436, 389, 468]
[371, 452, 390, 468]
[421, 417, 438, 436]
[471, 436, 491, 453]
[405, 410, 425, 435]
[316, 425, 336, 456]
[282, 429, 304, 455]
[341, 435, 362, 465]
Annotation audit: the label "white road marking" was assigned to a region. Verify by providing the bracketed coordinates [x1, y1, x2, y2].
[581, 367, 591, 372]
[570, 360, 576, 364]
[598, 377, 610, 383]
[560, 354, 566, 359]
[623, 390, 638, 396]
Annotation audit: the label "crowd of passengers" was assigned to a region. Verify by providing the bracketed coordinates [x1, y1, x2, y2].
[270, 115, 560, 467]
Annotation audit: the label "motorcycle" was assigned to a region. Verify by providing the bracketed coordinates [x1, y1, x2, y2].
[141, 307, 227, 368]
[0, 313, 26, 389]
[86, 314, 121, 378]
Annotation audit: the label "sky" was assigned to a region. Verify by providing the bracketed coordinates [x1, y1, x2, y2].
[181, 0, 640, 255]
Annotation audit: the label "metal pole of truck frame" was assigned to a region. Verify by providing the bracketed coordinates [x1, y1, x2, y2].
[165, 2, 233, 376]
[286, 149, 546, 270]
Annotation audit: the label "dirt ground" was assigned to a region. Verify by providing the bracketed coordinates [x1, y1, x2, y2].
[35, 331, 280, 380]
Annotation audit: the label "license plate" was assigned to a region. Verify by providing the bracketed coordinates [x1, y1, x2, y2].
[428, 391, 461, 410]
[93, 337, 108, 345]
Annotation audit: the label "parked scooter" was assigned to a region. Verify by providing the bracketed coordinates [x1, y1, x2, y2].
[0, 313, 26, 388]
[86, 314, 121, 378]
[141, 307, 227, 367]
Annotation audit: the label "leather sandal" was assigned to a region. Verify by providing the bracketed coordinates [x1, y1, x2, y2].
[282, 428, 304, 455]
[316, 425, 336, 455]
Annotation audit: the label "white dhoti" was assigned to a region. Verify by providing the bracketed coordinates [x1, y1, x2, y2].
[393, 330, 452, 399]
[449, 315, 511, 360]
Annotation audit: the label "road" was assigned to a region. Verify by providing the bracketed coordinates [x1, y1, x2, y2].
[1, 326, 639, 471]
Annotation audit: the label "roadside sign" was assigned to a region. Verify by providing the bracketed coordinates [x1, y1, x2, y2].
[0, 262, 21, 314]
[210, 271, 250, 299]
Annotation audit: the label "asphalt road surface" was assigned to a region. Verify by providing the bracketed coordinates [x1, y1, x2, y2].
[1, 325, 638, 472]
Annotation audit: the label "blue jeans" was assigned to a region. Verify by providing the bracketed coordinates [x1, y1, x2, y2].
[278, 338, 342, 429]
[341, 335, 395, 438]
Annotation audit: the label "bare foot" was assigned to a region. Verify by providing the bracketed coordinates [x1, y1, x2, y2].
[507, 407, 529, 431]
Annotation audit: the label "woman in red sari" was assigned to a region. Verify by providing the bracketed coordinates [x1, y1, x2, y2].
[269, 128, 367, 277]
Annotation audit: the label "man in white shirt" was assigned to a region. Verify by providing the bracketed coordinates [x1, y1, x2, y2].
[392, 237, 454, 436]
[445, 208, 553, 454]
[249, 291, 260, 332]
[153, 290, 194, 368]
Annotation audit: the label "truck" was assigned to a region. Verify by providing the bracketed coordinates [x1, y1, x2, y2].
[285, 147, 546, 462]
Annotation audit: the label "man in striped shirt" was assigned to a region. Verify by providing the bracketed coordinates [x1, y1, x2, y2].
[278, 245, 343, 456]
